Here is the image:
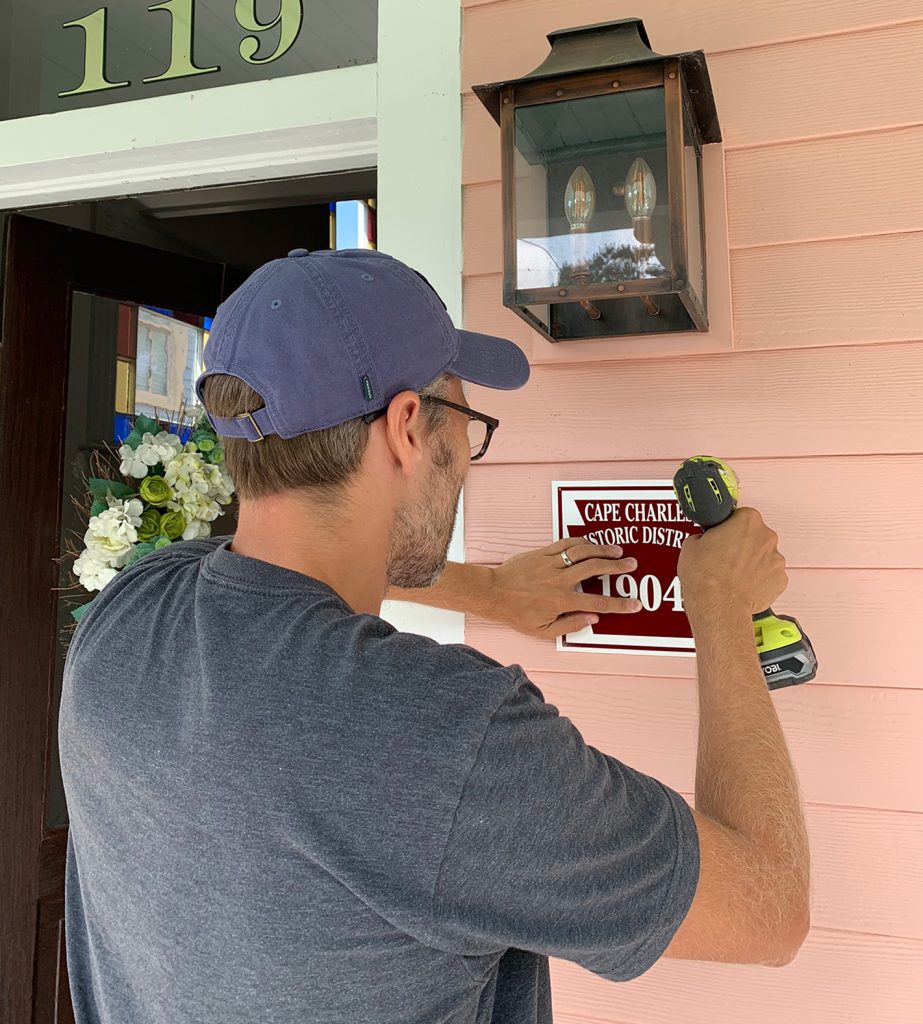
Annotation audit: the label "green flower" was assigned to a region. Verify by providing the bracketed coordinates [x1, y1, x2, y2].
[153, 537, 172, 550]
[139, 475, 173, 507]
[158, 510, 186, 540]
[205, 446, 224, 465]
[137, 508, 161, 541]
[191, 431, 216, 453]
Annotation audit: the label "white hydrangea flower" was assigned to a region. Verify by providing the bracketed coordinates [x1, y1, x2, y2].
[119, 443, 160, 479]
[84, 502, 143, 566]
[211, 465, 235, 506]
[165, 451, 209, 494]
[170, 492, 221, 523]
[74, 548, 119, 591]
[164, 452, 234, 521]
[104, 495, 144, 516]
[122, 497, 144, 521]
[142, 430, 183, 465]
[181, 519, 212, 541]
[118, 430, 183, 478]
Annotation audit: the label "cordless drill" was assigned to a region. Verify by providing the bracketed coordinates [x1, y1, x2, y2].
[672, 456, 817, 689]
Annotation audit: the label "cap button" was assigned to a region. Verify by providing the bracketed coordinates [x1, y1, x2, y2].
[287, 247, 310, 258]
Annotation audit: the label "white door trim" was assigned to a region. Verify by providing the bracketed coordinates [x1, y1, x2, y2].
[376, 0, 465, 643]
[0, 64, 378, 209]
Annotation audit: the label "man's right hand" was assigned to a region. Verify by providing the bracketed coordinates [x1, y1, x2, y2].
[663, 505, 810, 968]
[678, 506, 790, 618]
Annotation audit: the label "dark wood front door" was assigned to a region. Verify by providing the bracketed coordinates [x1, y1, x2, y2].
[0, 214, 230, 1024]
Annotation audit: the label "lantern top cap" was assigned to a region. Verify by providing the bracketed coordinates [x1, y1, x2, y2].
[473, 18, 721, 144]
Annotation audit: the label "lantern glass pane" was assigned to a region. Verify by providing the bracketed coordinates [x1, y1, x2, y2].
[523, 304, 550, 335]
[513, 87, 671, 292]
[683, 98, 705, 309]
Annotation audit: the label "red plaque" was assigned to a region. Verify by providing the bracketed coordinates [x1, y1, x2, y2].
[553, 480, 702, 656]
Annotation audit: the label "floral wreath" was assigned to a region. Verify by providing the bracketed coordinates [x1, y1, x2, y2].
[66, 411, 234, 622]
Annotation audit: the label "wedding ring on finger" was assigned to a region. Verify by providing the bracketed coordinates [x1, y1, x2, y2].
[560, 549, 576, 568]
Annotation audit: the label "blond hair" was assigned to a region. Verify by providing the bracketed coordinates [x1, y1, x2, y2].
[200, 372, 452, 500]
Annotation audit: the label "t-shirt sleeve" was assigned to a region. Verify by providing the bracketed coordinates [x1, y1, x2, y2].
[428, 671, 700, 981]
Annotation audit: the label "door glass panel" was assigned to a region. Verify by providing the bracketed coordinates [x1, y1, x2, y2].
[48, 292, 213, 828]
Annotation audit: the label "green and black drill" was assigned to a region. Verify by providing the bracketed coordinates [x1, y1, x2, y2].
[672, 456, 817, 689]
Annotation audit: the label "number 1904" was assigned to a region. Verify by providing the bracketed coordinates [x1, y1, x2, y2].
[601, 573, 685, 613]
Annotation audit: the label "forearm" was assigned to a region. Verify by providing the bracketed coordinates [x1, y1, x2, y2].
[688, 603, 810, 924]
[385, 561, 496, 618]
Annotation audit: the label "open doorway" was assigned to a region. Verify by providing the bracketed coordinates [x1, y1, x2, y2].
[0, 167, 375, 1024]
[17, 167, 377, 278]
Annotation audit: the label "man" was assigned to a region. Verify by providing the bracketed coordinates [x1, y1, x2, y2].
[59, 248, 809, 1024]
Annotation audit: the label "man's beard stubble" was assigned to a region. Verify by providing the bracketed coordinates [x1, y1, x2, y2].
[386, 431, 463, 590]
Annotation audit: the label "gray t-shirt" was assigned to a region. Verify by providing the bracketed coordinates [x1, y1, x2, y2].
[60, 538, 699, 1024]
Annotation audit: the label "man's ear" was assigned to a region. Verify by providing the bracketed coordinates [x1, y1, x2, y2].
[382, 391, 425, 476]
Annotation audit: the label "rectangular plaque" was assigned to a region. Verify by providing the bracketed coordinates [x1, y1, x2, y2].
[552, 479, 701, 656]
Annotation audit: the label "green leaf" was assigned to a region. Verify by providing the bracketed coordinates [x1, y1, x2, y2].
[121, 429, 144, 450]
[88, 478, 136, 502]
[134, 413, 160, 437]
[110, 481, 137, 500]
[90, 498, 107, 517]
[125, 541, 156, 567]
[71, 601, 93, 623]
[88, 478, 115, 499]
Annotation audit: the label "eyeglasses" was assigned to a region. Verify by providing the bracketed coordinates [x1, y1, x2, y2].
[362, 396, 500, 462]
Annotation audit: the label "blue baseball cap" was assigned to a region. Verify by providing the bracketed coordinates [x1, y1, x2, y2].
[196, 247, 530, 441]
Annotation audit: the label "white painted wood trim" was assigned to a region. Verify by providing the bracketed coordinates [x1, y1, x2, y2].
[376, 0, 465, 644]
[0, 64, 378, 208]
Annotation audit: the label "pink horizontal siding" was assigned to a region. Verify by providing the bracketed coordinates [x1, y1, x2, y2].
[461, 0, 923, 1020]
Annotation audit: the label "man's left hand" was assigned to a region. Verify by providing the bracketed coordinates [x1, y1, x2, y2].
[487, 539, 641, 639]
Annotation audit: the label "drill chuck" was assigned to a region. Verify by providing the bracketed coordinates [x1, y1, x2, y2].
[673, 456, 740, 528]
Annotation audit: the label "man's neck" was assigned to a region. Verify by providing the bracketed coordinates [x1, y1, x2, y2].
[231, 493, 392, 616]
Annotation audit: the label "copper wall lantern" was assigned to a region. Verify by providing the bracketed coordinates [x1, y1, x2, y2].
[474, 19, 722, 342]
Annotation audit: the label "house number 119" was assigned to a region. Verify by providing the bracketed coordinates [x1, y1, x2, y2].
[59, 0, 304, 98]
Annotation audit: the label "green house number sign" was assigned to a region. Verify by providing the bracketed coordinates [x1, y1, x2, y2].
[59, 0, 304, 97]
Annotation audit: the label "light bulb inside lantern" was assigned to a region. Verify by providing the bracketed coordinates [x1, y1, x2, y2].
[564, 165, 596, 232]
[624, 158, 657, 243]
